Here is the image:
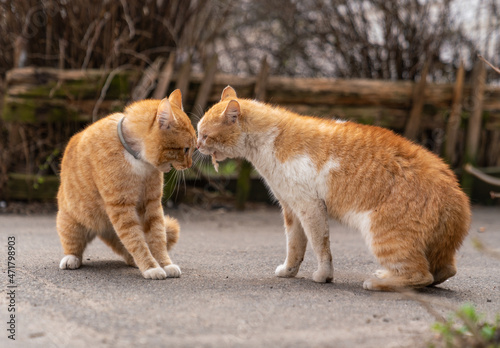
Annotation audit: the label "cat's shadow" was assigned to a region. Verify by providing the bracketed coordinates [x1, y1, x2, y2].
[82, 259, 131, 269]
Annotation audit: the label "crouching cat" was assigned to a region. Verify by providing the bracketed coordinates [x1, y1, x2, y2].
[57, 90, 196, 279]
[197, 86, 470, 291]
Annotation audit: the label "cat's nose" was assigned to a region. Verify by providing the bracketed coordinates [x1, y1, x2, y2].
[196, 140, 202, 149]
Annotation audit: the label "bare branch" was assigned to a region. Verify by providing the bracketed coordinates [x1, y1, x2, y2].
[92, 64, 132, 122]
[477, 54, 500, 74]
[464, 163, 500, 186]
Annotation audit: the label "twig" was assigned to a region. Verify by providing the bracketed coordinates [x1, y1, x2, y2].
[81, 14, 110, 70]
[119, 0, 135, 39]
[131, 57, 164, 101]
[92, 64, 131, 122]
[478, 54, 500, 74]
[464, 163, 500, 186]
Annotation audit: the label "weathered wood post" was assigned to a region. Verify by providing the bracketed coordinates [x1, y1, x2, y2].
[153, 53, 176, 100]
[236, 56, 269, 210]
[175, 55, 192, 102]
[404, 59, 430, 141]
[444, 61, 465, 165]
[193, 53, 219, 117]
[462, 60, 486, 195]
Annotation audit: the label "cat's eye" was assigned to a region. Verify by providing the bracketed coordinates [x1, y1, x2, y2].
[202, 134, 208, 140]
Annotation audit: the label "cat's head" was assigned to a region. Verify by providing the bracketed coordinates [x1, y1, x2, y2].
[196, 86, 244, 162]
[125, 90, 196, 172]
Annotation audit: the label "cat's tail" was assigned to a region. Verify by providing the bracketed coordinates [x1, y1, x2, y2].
[165, 216, 180, 251]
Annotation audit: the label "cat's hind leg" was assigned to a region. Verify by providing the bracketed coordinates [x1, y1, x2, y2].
[364, 230, 434, 291]
[275, 204, 308, 278]
[57, 210, 95, 270]
[429, 252, 457, 286]
[98, 229, 136, 267]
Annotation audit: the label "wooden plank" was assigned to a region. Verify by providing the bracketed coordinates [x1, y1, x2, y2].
[6, 68, 500, 112]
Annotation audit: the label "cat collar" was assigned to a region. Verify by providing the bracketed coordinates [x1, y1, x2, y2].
[117, 117, 141, 160]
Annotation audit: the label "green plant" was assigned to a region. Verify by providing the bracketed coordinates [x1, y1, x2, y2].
[34, 148, 60, 189]
[431, 303, 500, 348]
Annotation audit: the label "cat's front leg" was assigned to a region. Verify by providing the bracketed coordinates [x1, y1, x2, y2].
[143, 203, 181, 278]
[275, 203, 308, 278]
[295, 201, 333, 283]
[106, 203, 166, 279]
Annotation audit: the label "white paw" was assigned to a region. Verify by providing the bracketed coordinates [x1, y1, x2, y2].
[374, 269, 391, 279]
[163, 264, 181, 278]
[275, 264, 297, 278]
[312, 268, 333, 283]
[143, 267, 167, 280]
[59, 255, 81, 270]
[363, 278, 374, 290]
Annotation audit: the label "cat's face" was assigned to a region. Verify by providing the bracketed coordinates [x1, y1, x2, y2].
[128, 90, 196, 172]
[197, 86, 243, 162]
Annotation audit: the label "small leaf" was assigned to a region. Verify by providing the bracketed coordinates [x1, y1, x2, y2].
[480, 325, 495, 340]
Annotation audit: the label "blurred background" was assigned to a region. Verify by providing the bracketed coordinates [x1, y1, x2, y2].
[0, 0, 499, 211]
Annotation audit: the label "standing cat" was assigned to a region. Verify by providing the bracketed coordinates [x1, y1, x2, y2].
[197, 86, 470, 291]
[57, 90, 196, 279]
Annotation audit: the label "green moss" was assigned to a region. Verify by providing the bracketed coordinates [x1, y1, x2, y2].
[2, 99, 36, 122]
[6, 173, 59, 201]
[2, 97, 80, 123]
[11, 71, 134, 101]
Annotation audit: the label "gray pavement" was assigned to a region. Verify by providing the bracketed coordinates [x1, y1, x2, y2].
[1, 205, 499, 348]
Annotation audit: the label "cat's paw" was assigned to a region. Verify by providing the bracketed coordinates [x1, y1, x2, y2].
[374, 269, 391, 279]
[312, 268, 333, 283]
[59, 255, 81, 270]
[363, 277, 388, 291]
[275, 264, 298, 278]
[163, 264, 181, 278]
[143, 267, 167, 280]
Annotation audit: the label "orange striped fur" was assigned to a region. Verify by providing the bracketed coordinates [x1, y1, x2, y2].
[57, 90, 195, 279]
[197, 86, 471, 291]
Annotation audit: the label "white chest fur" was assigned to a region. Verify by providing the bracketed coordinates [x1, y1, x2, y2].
[124, 151, 155, 177]
[246, 130, 340, 204]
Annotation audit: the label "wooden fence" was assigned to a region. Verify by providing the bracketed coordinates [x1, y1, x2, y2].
[1, 63, 500, 203]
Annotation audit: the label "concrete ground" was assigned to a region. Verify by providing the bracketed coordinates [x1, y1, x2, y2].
[0, 205, 499, 348]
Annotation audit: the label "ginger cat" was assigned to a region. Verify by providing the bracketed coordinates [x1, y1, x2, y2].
[57, 90, 196, 279]
[197, 86, 471, 291]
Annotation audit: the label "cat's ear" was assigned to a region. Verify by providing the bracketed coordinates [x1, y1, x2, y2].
[168, 89, 183, 110]
[157, 98, 175, 130]
[221, 86, 237, 101]
[223, 100, 241, 124]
